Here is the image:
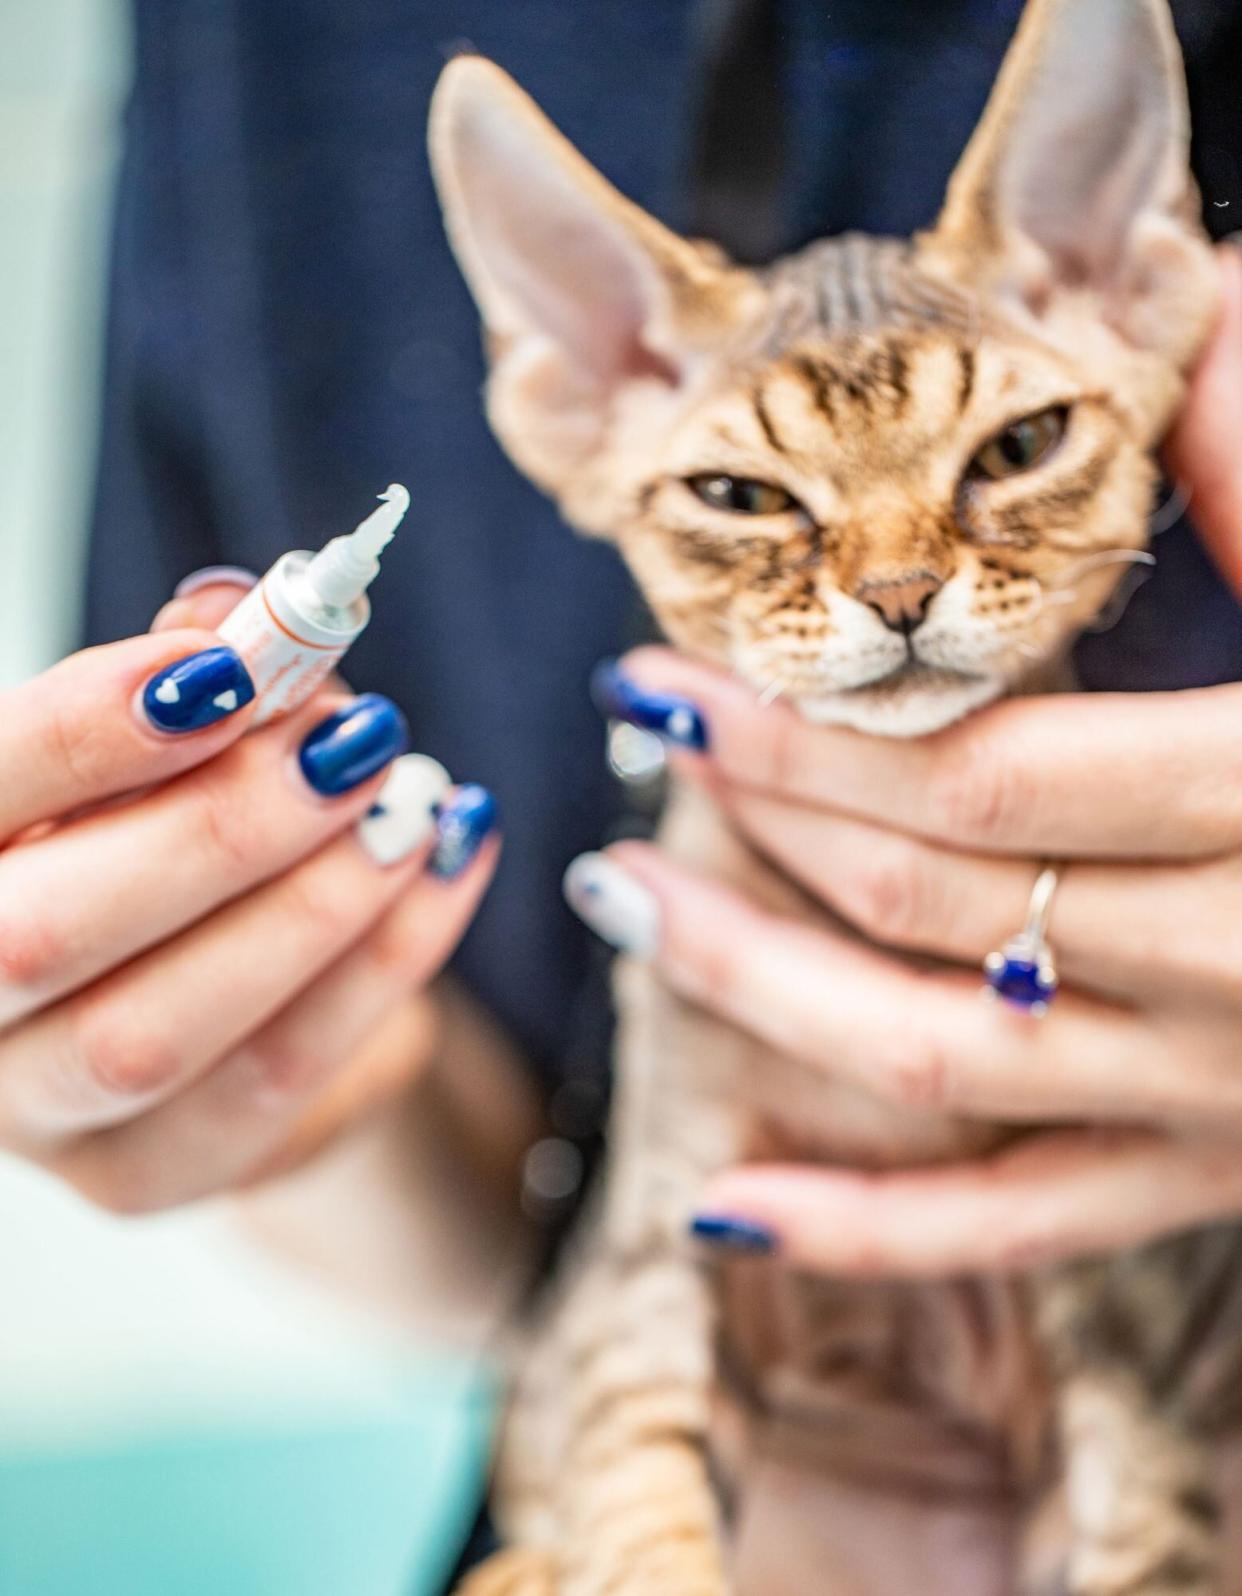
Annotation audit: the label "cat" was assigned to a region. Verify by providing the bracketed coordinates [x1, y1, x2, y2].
[429, 2, 1233, 1592]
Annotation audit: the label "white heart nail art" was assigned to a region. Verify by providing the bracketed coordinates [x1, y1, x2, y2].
[357, 754, 452, 867]
[213, 689, 239, 712]
[563, 853, 661, 958]
[153, 678, 181, 705]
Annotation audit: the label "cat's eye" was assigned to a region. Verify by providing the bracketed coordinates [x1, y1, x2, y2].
[686, 474, 798, 516]
[968, 407, 1068, 481]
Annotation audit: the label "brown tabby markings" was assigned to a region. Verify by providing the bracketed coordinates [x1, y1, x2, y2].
[430, 2, 1230, 1592]
[623, 250, 1131, 713]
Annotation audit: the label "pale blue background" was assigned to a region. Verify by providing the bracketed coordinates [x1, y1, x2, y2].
[0, 7, 492, 1592]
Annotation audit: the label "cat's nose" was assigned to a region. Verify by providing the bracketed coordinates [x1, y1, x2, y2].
[856, 571, 943, 634]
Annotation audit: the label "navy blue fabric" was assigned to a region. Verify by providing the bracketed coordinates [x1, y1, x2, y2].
[87, 0, 1242, 1098]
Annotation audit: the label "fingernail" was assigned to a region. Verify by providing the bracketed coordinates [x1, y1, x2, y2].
[142, 646, 256, 733]
[690, 1215, 779, 1256]
[563, 851, 662, 957]
[429, 784, 499, 879]
[173, 565, 259, 598]
[591, 660, 709, 751]
[298, 694, 409, 797]
[357, 754, 452, 866]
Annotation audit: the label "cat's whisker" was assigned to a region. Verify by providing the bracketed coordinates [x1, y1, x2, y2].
[1045, 548, 1156, 590]
[1150, 477, 1193, 536]
[435, 8, 1230, 1588]
[756, 678, 787, 709]
[1083, 565, 1156, 635]
[1024, 584, 1079, 626]
[1029, 590, 1079, 618]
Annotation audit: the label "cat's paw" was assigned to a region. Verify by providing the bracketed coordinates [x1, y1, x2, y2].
[455, 1548, 557, 1596]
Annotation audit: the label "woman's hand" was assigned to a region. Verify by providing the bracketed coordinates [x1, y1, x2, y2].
[0, 575, 498, 1212]
[565, 247, 1242, 1278]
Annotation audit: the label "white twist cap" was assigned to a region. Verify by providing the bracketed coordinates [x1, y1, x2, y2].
[304, 483, 410, 608]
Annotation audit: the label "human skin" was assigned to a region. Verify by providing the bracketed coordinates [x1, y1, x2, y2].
[0, 579, 497, 1212]
[584, 247, 1242, 1277]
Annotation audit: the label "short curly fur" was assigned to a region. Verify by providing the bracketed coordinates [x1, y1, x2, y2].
[431, 3, 1231, 1592]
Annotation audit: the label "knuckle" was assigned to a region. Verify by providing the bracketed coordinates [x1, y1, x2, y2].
[40, 679, 120, 800]
[929, 733, 1025, 846]
[194, 773, 267, 881]
[993, 1222, 1065, 1272]
[691, 932, 745, 1014]
[877, 1023, 954, 1112]
[72, 1004, 181, 1102]
[840, 842, 926, 946]
[0, 916, 62, 990]
[242, 1041, 321, 1102]
[367, 917, 419, 981]
[761, 710, 811, 798]
[198, 791, 257, 880]
[281, 858, 358, 943]
[671, 916, 742, 1016]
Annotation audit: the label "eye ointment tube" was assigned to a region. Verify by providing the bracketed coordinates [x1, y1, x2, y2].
[217, 484, 409, 725]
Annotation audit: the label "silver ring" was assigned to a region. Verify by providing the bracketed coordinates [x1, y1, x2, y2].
[982, 864, 1061, 1017]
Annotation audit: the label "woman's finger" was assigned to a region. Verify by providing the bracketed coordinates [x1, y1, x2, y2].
[714, 778, 1242, 1005]
[566, 843, 1235, 1131]
[692, 1130, 1242, 1275]
[151, 573, 353, 705]
[0, 629, 259, 841]
[0, 771, 445, 1148]
[251, 993, 435, 1186]
[606, 649, 1242, 860]
[53, 820, 499, 1210]
[149, 569, 258, 633]
[0, 697, 444, 1030]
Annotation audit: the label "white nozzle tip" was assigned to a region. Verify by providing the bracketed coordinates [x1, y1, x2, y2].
[350, 482, 410, 559]
[304, 482, 411, 607]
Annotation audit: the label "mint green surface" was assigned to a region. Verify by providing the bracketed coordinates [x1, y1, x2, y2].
[0, 1376, 495, 1596]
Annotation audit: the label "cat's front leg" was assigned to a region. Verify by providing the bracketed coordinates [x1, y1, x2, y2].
[463, 1230, 729, 1596]
[547, 949, 747, 1596]
[456, 1549, 557, 1596]
[553, 1239, 728, 1596]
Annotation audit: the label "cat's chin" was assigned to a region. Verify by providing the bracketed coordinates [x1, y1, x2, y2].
[792, 667, 1005, 739]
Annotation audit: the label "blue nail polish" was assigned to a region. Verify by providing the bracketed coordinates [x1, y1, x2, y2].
[690, 1215, 778, 1256]
[591, 660, 709, 751]
[298, 694, 409, 797]
[142, 647, 256, 733]
[429, 784, 499, 879]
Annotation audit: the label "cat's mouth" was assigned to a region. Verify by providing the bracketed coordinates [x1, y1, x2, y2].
[856, 657, 986, 693]
[792, 662, 1005, 738]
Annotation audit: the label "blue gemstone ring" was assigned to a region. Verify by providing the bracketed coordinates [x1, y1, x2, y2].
[983, 865, 1061, 1017]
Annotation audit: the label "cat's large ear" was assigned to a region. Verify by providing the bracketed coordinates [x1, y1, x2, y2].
[931, 0, 1214, 365]
[430, 58, 758, 500]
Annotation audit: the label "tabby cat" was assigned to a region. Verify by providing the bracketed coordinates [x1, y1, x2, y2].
[429, 2, 1234, 1591]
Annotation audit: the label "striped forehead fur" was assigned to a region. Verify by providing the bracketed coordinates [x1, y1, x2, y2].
[758, 236, 980, 349]
[429, 38, 1219, 738]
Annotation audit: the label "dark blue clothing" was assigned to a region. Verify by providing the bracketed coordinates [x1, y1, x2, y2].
[87, 0, 1242, 1107]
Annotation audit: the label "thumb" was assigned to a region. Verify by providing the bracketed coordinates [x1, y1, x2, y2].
[1164, 246, 1242, 598]
[153, 569, 354, 701]
[150, 567, 258, 633]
